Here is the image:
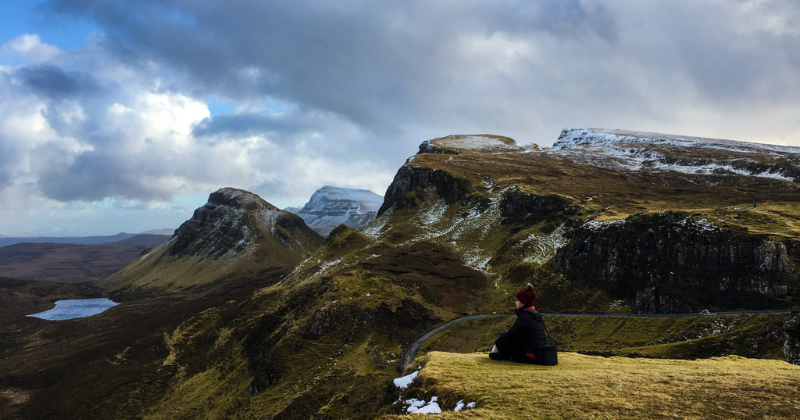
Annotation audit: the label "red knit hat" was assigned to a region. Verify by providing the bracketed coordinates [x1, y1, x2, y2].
[515, 283, 537, 307]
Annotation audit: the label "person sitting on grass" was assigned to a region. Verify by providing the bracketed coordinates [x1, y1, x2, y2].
[489, 283, 547, 363]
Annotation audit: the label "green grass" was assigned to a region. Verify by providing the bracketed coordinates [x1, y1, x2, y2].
[421, 313, 793, 361]
[382, 351, 800, 419]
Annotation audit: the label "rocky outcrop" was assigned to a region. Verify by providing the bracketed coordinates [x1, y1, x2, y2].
[553, 212, 798, 313]
[785, 313, 800, 365]
[418, 140, 460, 155]
[171, 188, 274, 258]
[378, 165, 471, 217]
[500, 190, 580, 223]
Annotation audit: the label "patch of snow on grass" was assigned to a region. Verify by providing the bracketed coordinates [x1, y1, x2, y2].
[421, 201, 448, 227]
[393, 370, 418, 388]
[454, 400, 477, 412]
[436, 135, 517, 151]
[552, 128, 799, 181]
[464, 249, 492, 272]
[522, 225, 568, 265]
[363, 210, 391, 239]
[405, 396, 441, 414]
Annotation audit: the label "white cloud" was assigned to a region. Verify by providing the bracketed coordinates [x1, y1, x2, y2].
[0, 34, 62, 64]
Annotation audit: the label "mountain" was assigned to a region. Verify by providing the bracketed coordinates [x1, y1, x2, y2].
[285, 185, 383, 236]
[104, 131, 799, 418]
[369, 130, 800, 314]
[102, 187, 325, 292]
[3, 132, 800, 419]
[138, 228, 175, 235]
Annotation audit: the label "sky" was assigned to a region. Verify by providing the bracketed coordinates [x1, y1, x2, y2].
[1, 0, 799, 237]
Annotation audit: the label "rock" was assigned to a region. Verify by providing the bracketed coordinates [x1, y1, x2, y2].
[378, 166, 471, 216]
[784, 312, 800, 365]
[500, 190, 580, 222]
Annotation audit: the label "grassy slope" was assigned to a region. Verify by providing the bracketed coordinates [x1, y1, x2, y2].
[421, 313, 792, 360]
[133, 227, 487, 419]
[381, 351, 800, 419]
[102, 219, 322, 292]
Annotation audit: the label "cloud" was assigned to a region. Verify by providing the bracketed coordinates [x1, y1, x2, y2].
[2, 1, 800, 235]
[18, 64, 101, 98]
[0, 34, 61, 63]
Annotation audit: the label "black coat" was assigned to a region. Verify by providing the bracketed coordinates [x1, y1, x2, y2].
[500, 308, 547, 354]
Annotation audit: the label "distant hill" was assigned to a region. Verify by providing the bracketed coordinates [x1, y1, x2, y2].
[0, 232, 167, 247]
[0, 241, 163, 283]
[111, 234, 171, 247]
[285, 185, 383, 236]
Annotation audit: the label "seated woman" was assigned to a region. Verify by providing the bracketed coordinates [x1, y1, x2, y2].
[489, 283, 546, 363]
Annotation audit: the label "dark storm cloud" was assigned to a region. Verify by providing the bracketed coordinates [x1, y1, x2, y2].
[46, 0, 618, 133]
[192, 111, 323, 139]
[39, 152, 157, 201]
[18, 65, 100, 99]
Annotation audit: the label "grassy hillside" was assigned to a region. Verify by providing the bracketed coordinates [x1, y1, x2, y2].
[383, 351, 800, 419]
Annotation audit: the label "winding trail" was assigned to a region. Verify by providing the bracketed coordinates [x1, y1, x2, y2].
[400, 309, 794, 370]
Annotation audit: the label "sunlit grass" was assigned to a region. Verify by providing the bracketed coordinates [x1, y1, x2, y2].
[384, 351, 800, 419]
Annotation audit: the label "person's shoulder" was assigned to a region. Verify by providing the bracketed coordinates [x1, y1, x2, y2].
[526, 311, 543, 322]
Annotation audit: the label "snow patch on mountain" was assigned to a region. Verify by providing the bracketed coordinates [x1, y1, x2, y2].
[551, 128, 800, 181]
[287, 186, 383, 236]
[434, 135, 519, 152]
[554, 128, 800, 155]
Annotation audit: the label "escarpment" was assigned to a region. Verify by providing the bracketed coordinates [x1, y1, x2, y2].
[552, 212, 799, 313]
[378, 164, 472, 216]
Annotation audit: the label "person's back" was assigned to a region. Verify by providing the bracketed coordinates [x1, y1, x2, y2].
[489, 283, 548, 364]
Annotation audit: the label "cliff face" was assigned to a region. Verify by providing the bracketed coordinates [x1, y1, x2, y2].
[552, 211, 798, 313]
[377, 165, 472, 217]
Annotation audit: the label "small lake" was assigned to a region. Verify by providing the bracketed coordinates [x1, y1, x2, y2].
[26, 298, 120, 320]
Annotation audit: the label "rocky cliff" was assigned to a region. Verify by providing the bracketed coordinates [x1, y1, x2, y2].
[286, 186, 383, 236]
[552, 211, 798, 313]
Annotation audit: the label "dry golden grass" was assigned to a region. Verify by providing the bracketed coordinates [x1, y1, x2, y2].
[384, 352, 800, 419]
